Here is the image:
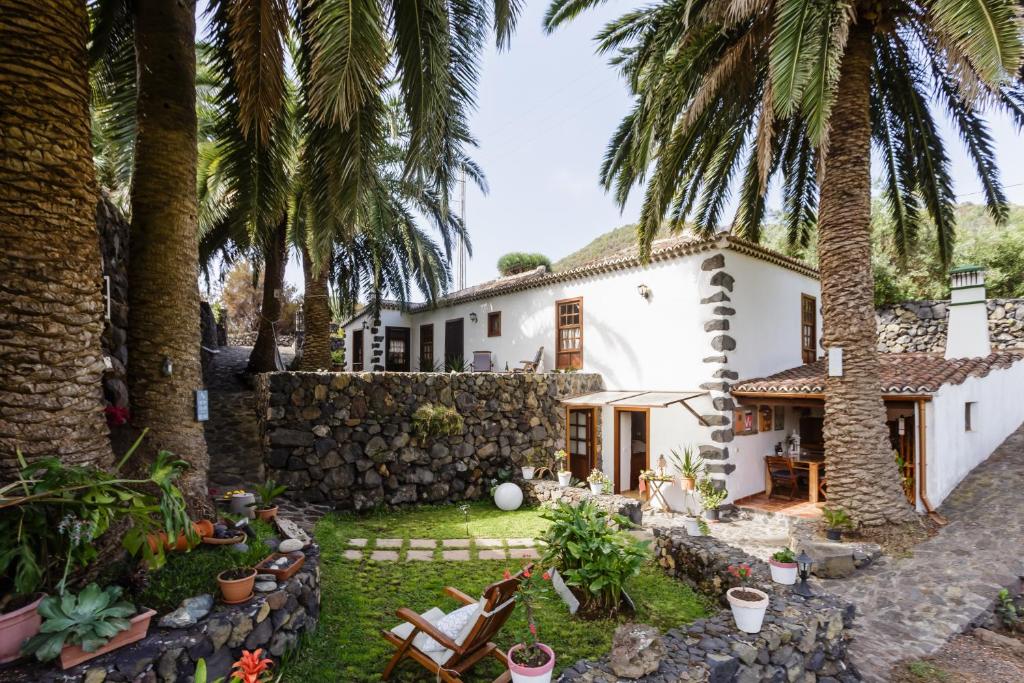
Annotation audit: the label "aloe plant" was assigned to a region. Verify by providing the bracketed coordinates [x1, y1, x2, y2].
[668, 446, 704, 479]
[22, 583, 137, 661]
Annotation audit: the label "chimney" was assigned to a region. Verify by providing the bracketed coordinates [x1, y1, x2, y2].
[945, 266, 990, 359]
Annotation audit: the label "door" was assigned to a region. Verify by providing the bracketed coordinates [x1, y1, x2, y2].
[566, 408, 595, 481]
[887, 411, 916, 505]
[419, 324, 434, 371]
[613, 408, 649, 493]
[385, 327, 410, 371]
[352, 329, 364, 371]
[444, 318, 464, 370]
[801, 294, 817, 364]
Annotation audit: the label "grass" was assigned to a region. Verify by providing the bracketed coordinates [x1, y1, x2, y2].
[280, 502, 707, 682]
[134, 519, 275, 613]
[904, 660, 950, 681]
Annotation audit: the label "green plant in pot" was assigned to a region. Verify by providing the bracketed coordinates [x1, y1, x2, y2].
[668, 446, 704, 491]
[520, 447, 546, 481]
[822, 508, 853, 541]
[539, 501, 648, 618]
[697, 477, 727, 521]
[554, 450, 572, 488]
[252, 480, 288, 521]
[22, 583, 155, 669]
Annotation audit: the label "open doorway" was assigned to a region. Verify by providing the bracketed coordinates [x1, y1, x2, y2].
[614, 408, 649, 494]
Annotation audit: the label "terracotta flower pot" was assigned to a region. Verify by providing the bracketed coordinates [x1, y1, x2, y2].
[0, 593, 44, 664]
[680, 476, 696, 491]
[508, 643, 555, 683]
[217, 568, 257, 604]
[193, 519, 215, 538]
[59, 609, 156, 670]
[255, 506, 278, 522]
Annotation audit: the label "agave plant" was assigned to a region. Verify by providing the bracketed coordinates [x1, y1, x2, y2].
[22, 584, 137, 662]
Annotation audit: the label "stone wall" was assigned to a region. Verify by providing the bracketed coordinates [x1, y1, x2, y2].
[560, 528, 859, 682]
[523, 479, 643, 526]
[14, 547, 320, 683]
[876, 299, 1024, 353]
[256, 371, 604, 509]
[228, 331, 296, 348]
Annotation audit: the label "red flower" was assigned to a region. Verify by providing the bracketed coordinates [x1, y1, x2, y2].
[231, 649, 273, 683]
[529, 623, 537, 635]
[542, 571, 551, 581]
[104, 404, 130, 427]
[503, 569, 512, 580]
[522, 567, 531, 578]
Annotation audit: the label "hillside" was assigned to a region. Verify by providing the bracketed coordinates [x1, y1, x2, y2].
[553, 222, 669, 271]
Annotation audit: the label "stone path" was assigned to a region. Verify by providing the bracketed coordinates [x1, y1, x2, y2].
[817, 422, 1024, 681]
[341, 537, 542, 562]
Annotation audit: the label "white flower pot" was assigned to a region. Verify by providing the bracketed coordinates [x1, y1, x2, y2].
[683, 517, 703, 536]
[508, 643, 555, 683]
[229, 492, 256, 519]
[727, 587, 769, 634]
[769, 560, 798, 585]
[589, 482, 603, 495]
[494, 482, 524, 511]
[557, 471, 572, 488]
[521, 466, 536, 480]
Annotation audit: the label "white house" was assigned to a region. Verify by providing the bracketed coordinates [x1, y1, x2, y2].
[342, 236, 1024, 513]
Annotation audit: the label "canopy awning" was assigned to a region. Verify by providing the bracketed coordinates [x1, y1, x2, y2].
[560, 390, 710, 425]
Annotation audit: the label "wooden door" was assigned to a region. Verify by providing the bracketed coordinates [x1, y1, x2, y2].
[385, 327, 410, 371]
[352, 329, 364, 371]
[566, 408, 594, 481]
[444, 318, 464, 370]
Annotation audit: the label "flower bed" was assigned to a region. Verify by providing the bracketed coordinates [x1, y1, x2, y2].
[5, 546, 320, 683]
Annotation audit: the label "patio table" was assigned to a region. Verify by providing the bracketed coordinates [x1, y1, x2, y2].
[764, 455, 825, 503]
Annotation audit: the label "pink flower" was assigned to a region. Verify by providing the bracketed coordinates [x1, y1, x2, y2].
[529, 623, 537, 635]
[503, 569, 512, 580]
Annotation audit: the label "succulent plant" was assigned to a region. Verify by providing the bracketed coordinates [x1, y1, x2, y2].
[22, 583, 137, 661]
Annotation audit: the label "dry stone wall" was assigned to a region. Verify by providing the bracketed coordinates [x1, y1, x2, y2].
[876, 299, 1024, 353]
[256, 371, 604, 509]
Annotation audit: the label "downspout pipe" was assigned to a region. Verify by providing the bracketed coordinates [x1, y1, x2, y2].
[917, 398, 943, 521]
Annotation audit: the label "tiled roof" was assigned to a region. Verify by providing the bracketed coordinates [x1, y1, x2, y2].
[732, 351, 1024, 396]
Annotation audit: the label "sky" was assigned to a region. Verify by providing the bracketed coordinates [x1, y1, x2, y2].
[200, 2, 1024, 296]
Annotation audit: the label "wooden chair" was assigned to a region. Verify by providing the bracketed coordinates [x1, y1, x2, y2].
[765, 456, 801, 500]
[513, 346, 544, 373]
[381, 568, 528, 682]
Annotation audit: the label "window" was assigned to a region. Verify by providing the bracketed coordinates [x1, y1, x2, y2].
[352, 329, 364, 371]
[556, 297, 583, 369]
[566, 408, 595, 481]
[965, 402, 976, 431]
[419, 324, 434, 371]
[385, 327, 410, 371]
[487, 311, 501, 337]
[801, 294, 817, 364]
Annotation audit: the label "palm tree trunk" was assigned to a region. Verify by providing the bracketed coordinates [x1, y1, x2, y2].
[298, 245, 334, 371]
[0, 0, 113, 477]
[817, 21, 915, 526]
[247, 220, 288, 373]
[128, 0, 210, 515]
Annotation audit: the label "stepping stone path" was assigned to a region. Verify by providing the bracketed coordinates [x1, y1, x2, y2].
[344, 538, 540, 562]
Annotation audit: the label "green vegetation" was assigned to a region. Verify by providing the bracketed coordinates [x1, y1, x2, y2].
[904, 660, 950, 681]
[23, 584, 137, 662]
[134, 520, 274, 613]
[553, 223, 668, 272]
[280, 502, 706, 682]
[822, 508, 853, 531]
[497, 252, 552, 276]
[411, 403, 464, 440]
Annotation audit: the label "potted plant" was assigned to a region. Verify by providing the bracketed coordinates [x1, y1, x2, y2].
[668, 446, 704, 491]
[586, 469, 608, 495]
[697, 477, 728, 521]
[681, 516, 708, 537]
[554, 450, 572, 488]
[769, 548, 798, 585]
[0, 593, 45, 664]
[725, 564, 769, 634]
[822, 508, 852, 541]
[217, 567, 257, 604]
[228, 490, 256, 519]
[21, 584, 156, 669]
[253, 480, 288, 521]
[520, 447, 545, 480]
[507, 567, 555, 683]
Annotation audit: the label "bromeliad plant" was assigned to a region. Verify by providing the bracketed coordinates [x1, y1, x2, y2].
[539, 501, 648, 616]
[0, 430, 194, 596]
[21, 584, 137, 662]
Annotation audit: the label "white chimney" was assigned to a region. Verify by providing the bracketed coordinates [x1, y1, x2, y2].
[945, 266, 990, 359]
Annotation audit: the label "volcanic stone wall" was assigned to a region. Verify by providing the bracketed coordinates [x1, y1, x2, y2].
[876, 299, 1024, 353]
[256, 371, 604, 509]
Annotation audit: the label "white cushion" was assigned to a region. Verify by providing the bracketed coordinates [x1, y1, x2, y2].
[417, 601, 481, 653]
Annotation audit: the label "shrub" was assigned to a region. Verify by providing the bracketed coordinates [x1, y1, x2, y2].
[497, 252, 551, 276]
[822, 507, 853, 530]
[539, 501, 648, 616]
[771, 548, 796, 564]
[411, 403, 464, 440]
[696, 477, 727, 511]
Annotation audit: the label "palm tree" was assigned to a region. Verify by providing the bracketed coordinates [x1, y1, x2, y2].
[0, 0, 114, 476]
[546, 0, 1023, 525]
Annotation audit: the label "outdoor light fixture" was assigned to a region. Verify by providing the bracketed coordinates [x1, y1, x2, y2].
[793, 550, 814, 597]
[637, 284, 652, 300]
[161, 356, 174, 377]
[469, 312, 478, 323]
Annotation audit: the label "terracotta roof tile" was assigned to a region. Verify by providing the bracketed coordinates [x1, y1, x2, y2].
[733, 351, 1024, 396]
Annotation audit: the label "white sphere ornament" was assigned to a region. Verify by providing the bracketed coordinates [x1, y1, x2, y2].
[493, 482, 523, 511]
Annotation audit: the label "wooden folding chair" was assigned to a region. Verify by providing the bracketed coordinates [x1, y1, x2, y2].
[381, 568, 529, 682]
[765, 456, 801, 500]
[513, 347, 543, 373]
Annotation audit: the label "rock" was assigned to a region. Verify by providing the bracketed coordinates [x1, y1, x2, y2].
[257, 573, 277, 581]
[609, 623, 666, 679]
[279, 538, 304, 553]
[795, 540, 857, 579]
[256, 581, 278, 593]
[182, 594, 214, 621]
[207, 616, 233, 650]
[159, 606, 197, 629]
[84, 668, 107, 683]
[230, 541, 250, 553]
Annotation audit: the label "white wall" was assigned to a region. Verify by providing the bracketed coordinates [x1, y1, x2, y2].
[345, 308, 410, 370]
[926, 361, 1024, 505]
[725, 251, 823, 380]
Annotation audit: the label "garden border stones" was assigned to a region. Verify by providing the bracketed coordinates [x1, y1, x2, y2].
[10, 547, 321, 683]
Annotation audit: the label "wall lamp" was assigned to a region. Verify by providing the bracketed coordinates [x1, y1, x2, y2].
[637, 284, 652, 301]
[469, 312, 478, 323]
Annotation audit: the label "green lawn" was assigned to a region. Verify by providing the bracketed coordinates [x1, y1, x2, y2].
[280, 502, 707, 682]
